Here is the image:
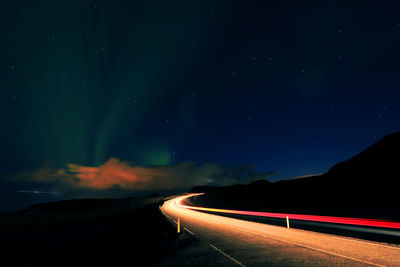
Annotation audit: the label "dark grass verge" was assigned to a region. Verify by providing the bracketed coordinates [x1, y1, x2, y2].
[0, 199, 194, 267]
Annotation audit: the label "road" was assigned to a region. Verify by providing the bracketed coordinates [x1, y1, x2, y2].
[159, 194, 400, 267]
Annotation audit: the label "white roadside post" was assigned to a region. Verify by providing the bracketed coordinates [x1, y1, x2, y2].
[286, 216, 290, 229]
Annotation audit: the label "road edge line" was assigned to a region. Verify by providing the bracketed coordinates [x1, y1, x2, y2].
[241, 229, 386, 267]
[184, 227, 195, 235]
[209, 244, 246, 267]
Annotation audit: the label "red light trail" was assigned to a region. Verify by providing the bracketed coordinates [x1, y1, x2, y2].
[176, 194, 400, 229]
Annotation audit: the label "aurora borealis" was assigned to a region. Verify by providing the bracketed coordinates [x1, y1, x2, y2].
[1, 1, 400, 209]
[2, 1, 213, 169]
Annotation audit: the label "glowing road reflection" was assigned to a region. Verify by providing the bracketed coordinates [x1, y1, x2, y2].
[162, 194, 400, 266]
[175, 193, 400, 229]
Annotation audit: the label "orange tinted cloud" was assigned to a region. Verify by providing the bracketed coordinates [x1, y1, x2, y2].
[9, 158, 274, 191]
[67, 158, 161, 189]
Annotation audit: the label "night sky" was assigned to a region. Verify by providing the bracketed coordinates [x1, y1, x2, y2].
[1, 1, 400, 209]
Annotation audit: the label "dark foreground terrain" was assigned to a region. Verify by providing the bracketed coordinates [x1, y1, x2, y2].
[191, 132, 400, 222]
[0, 196, 193, 267]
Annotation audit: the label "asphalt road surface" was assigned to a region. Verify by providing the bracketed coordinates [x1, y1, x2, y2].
[159, 194, 400, 267]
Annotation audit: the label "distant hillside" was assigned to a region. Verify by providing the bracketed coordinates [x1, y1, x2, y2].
[326, 132, 400, 186]
[191, 132, 400, 221]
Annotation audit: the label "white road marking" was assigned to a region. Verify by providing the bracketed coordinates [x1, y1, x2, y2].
[209, 244, 246, 267]
[237, 228, 386, 267]
[331, 235, 400, 250]
[184, 227, 195, 235]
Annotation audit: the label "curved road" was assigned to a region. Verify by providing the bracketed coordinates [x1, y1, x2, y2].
[159, 194, 400, 267]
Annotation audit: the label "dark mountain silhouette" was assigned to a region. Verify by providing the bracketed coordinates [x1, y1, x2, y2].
[191, 132, 400, 221]
[319, 132, 400, 218]
[325, 132, 400, 195]
[191, 185, 218, 193]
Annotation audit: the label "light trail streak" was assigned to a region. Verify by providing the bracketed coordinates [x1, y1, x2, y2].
[175, 194, 400, 230]
[162, 194, 400, 266]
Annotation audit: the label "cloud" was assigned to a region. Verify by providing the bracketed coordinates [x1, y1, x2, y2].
[8, 157, 274, 192]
